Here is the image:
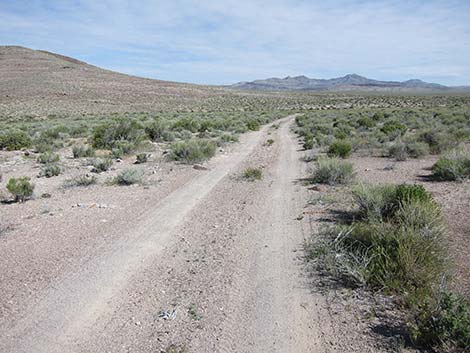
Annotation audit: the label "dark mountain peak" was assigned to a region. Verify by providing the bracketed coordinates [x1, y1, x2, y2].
[230, 74, 451, 91]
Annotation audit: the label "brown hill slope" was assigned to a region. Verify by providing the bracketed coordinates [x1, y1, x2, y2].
[0, 46, 228, 116]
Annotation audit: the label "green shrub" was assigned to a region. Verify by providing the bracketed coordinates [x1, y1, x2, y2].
[311, 157, 354, 185]
[328, 141, 352, 158]
[432, 149, 470, 181]
[0, 130, 32, 150]
[353, 184, 397, 221]
[357, 117, 376, 128]
[410, 292, 470, 350]
[311, 189, 446, 297]
[40, 164, 61, 178]
[303, 137, 315, 150]
[381, 120, 407, 138]
[6, 177, 34, 202]
[218, 133, 238, 146]
[246, 119, 260, 131]
[90, 158, 113, 173]
[91, 119, 144, 150]
[353, 183, 433, 221]
[265, 139, 274, 146]
[72, 145, 95, 158]
[242, 167, 263, 181]
[145, 119, 167, 141]
[37, 152, 60, 164]
[419, 131, 457, 154]
[169, 139, 216, 163]
[115, 168, 143, 185]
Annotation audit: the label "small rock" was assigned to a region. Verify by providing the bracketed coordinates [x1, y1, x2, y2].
[310, 185, 326, 192]
[193, 164, 208, 171]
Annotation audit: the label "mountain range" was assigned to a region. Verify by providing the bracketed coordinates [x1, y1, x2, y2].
[230, 74, 468, 92]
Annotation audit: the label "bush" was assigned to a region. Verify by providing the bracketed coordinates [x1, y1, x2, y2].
[169, 139, 216, 163]
[91, 119, 144, 150]
[406, 141, 429, 159]
[312, 186, 446, 296]
[90, 158, 113, 173]
[357, 117, 376, 128]
[115, 168, 143, 185]
[6, 177, 34, 202]
[388, 142, 408, 161]
[303, 137, 315, 150]
[328, 141, 352, 158]
[217, 133, 239, 146]
[311, 157, 354, 185]
[388, 141, 429, 161]
[0, 130, 32, 150]
[242, 167, 263, 181]
[353, 183, 433, 221]
[37, 152, 60, 164]
[145, 119, 167, 141]
[40, 164, 61, 178]
[432, 149, 470, 181]
[65, 174, 97, 187]
[419, 130, 456, 154]
[135, 153, 149, 164]
[410, 292, 470, 350]
[381, 120, 407, 138]
[72, 145, 95, 158]
[246, 119, 260, 131]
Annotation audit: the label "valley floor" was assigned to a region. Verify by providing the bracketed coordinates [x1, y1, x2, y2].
[0, 116, 398, 352]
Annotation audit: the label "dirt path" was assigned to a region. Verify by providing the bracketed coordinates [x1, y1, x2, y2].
[215, 119, 328, 352]
[1, 116, 381, 353]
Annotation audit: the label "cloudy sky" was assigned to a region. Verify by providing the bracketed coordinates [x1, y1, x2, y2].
[1, 0, 469, 85]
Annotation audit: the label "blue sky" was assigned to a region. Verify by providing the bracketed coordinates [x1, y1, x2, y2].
[1, 0, 469, 85]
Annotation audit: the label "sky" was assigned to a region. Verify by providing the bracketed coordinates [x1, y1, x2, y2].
[1, 0, 469, 86]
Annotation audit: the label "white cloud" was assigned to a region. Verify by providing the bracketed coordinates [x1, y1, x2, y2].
[0, 0, 469, 85]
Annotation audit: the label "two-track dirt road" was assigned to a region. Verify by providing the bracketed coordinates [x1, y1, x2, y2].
[0, 116, 381, 353]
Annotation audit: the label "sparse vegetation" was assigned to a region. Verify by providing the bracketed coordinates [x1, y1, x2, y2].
[6, 177, 34, 202]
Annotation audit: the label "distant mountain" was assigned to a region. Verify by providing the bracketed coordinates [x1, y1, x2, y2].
[230, 74, 455, 92]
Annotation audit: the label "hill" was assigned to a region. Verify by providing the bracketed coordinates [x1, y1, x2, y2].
[230, 73, 461, 92]
[0, 46, 227, 116]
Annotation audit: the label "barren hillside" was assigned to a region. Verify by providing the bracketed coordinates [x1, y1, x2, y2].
[0, 46, 228, 116]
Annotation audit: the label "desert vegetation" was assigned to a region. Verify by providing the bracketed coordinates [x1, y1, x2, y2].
[295, 105, 470, 162]
[298, 100, 470, 351]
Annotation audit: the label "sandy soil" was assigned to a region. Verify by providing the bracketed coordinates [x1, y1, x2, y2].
[0, 116, 401, 352]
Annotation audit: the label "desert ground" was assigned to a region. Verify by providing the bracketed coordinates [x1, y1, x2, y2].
[1, 47, 469, 353]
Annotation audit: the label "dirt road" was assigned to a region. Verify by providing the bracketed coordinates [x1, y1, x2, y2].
[0, 116, 382, 352]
